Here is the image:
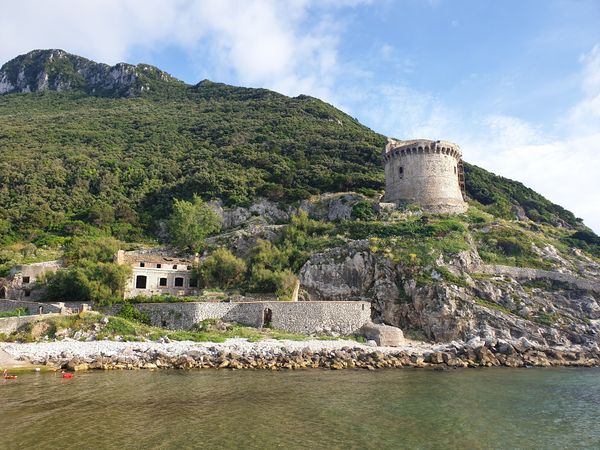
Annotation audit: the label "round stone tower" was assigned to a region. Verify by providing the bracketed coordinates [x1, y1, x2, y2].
[383, 138, 467, 214]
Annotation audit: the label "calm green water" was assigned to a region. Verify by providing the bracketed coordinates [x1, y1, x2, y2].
[1, 368, 599, 449]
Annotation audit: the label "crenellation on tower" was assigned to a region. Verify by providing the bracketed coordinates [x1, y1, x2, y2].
[383, 138, 468, 214]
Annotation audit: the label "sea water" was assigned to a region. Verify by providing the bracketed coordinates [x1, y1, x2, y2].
[1, 368, 599, 449]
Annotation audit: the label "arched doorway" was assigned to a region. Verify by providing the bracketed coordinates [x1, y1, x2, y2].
[263, 308, 272, 328]
[0, 286, 6, 299]
[135, 275, 147, 289]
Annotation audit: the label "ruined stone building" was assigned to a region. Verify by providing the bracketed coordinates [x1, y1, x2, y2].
[116, 250, 201, 299]
[383, 138, 467, 213]
[0, 260, 63, 301]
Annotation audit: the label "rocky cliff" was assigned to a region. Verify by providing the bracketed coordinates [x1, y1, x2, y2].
[298, 231, 600, 348]
[0, 49, 183, 97]
[205, 195, 600, 349]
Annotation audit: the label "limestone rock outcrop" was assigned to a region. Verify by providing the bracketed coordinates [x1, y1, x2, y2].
[299, 243, 600, 348]
[0, 49, 183, 97]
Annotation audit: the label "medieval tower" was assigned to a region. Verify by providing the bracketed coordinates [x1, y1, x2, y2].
[383, 138, 467, 213]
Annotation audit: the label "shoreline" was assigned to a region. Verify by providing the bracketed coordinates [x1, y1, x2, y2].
[2, 338, 599, 371]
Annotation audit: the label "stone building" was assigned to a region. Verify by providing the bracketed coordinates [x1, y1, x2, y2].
[116, 250, 201, 299]
[0, 260, 63, 301]
[383, 138, 467, 213]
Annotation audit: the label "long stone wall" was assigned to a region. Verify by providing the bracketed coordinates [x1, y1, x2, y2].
[0, 299, 64, 315]
[475, 265, 600, 293]
[125, 301, 372, 335]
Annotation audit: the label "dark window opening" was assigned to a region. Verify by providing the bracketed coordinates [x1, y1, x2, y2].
[156, 263, 161, 268]
[189, 279, 198, 288]
[139, 262, 145, 267]
[161, 320, 167, 327]
[399, 166, 404, 178]
[136, 275, 147, 289]
[263, 308, 273, 328]
[174, 277, 184, 287]
[0, 287, 6, 299]
[24, 290, 31, 297]
[22, 276, 30, 283]
[159, 278, 167, 287]
[173, 264, 178, 270]
[39, 305, 44, 314]
[187, 265, 192, 270]
[454, 166, 457, 174]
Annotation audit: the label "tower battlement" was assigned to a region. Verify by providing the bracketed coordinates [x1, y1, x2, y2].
[383, 139, 462, 161]
[383, 138, 467, 214]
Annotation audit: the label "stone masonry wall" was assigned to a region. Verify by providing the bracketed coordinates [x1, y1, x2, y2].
[123, 301, 372, 335]
[0, 314, 60, 335]
[0, 299, 64, 315]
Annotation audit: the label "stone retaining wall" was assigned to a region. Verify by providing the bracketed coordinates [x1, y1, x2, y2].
[476, 265, 600, 293]
[0, 314, 60, 335]
[0, 299, 64, 315]
[122, 301, 372, 335]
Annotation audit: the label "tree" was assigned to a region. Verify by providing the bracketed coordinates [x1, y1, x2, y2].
[168, 195, 222, 252]
[196, 248, 246, 289]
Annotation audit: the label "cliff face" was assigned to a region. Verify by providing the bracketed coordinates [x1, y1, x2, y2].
[0, 49, 183, 97]
[299, 240, 600, 347]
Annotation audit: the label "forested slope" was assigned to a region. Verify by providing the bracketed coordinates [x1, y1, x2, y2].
[0, 50, 595, 250]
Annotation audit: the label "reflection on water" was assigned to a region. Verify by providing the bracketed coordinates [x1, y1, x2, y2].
[1, 368, 600, 449]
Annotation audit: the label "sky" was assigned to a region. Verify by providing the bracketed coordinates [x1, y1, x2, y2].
[1, 0, 599, 232]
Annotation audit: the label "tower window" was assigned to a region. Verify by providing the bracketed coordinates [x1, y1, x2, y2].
[454, 166, 457, 174]
[139, 262, 145, 267]
[174, 277, 184, 287]
[399, 166, 404, 179]
[156, 263, 161, 268]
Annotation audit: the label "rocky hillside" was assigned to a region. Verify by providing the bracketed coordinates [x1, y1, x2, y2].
[205, 195, 600, 348]
[1, 49, 599, 349]
[0, 49, 183, 97]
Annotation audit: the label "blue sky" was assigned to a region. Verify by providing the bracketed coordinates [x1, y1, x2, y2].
[1, 0, 599, 231]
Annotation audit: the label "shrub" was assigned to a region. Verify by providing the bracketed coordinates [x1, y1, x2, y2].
[168, 195, 222, 252]
[197, 248, 246, 289]
[117, 303, 150, 325]
[351, 200, 375, 220]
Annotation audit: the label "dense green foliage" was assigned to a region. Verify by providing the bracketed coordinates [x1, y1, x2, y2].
[168, 195, 222, 251]
[43, 237, 131, 304]
[0, 85, 384, 242]
[117, 303, 150, 325]
[464, 163, 580, 227]
[196, 248, 246, 288]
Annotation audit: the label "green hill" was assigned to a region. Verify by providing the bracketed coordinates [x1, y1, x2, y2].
[0, 49, 595, 251]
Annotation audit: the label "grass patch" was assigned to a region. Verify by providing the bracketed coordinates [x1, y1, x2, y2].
[0, 307, 29, 318]
[473, 297, 514, 315]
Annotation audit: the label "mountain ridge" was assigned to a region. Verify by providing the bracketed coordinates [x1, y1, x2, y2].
[0, 49, 184, 97]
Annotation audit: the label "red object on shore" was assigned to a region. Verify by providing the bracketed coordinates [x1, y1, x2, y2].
[3, 369, 17, 379]
[61, 372, 74, 379]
